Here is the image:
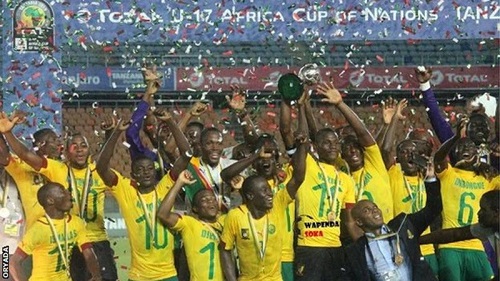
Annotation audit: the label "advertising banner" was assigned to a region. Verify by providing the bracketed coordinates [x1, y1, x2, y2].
[176, 66, 500, 91]
[62, 66, 176, 91]
[61, 0, 499, 43]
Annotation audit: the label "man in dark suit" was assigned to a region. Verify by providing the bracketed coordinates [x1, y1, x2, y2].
[340, 167, 442, 281]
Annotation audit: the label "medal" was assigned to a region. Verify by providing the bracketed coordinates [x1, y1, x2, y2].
[394, 253, 404, 265]
[327, 211, 336, 222]
[0, 207, 9, 218]
[394, 233, 404, 266]
[315, 160, 340, 223]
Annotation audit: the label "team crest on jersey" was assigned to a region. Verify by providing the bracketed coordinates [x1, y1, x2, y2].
[407, 229, 414, 239]
[241, 228, 250, 239]
[268, 224, 276, 234]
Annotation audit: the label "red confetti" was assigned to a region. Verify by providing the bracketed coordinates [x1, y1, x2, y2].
[267, 123, 278, 130]
[403, 26, 416, 34]
[376, 55, 384, 62]
[222, 50, 233, 56]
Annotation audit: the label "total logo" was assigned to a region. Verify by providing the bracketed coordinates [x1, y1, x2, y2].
[348, 69, 445, 86]
[187, 72, 249, 88]
[75, 9, 153, 24]
[349, 70, 408, 86]
[430, 70, 444, 85]
[188, 72, 204, 88]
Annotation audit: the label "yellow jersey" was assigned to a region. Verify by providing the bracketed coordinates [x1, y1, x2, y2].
[38, 158, 108, 242]
[221, 188, 292, 281]
[351, 144, 394, 221]
[389, 164, 434, 256]
[6, 155, 46, 230]
[110, 172, 177, 280]
[171, 214, 225, 281]
[17, 214, 90, 281]
[267, 163, 294, 262]
[295, 154, 356, 247]
[437, 163, 493, 250]
[489, 175, 500, 190]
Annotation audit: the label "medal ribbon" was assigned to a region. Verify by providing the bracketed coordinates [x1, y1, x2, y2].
[367, 215, 408, 266]
[137, 189, 158, 239]
[247, 212, 268, 261]
[403, 176, 424, 212]
[316, 160, 339, 218]
[67, 166, 92, 218]
[356, 169, 366, 202]
[45, 214, 70, 277]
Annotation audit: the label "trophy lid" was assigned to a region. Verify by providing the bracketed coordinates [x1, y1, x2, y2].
[278, 73, 304, 101]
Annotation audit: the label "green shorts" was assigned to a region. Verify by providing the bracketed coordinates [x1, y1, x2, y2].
[281, 262, 294, 281]
[424, 254, 439, 277]
[438, 248, 493, 281]
[129, 276, 178, 281]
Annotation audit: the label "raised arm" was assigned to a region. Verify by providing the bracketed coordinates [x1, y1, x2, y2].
[279, 100, 295, 151]
[227, 86, 260, 146]
[0, 112, 45, 170]
[125, 66, 160, 160]
[316, 82, 375, 147]
[381, 99, 408, 169]
[492, 101, 500, 160]
[0, 134, 10, 166]
[416, 67, 454, 144]
[285, 96, 308, 199]
[82, 247, 103, 281]
[163, 101, 208, 162]
[220, 151, 259, 184]
[408, 161, 442, 236]
[419, 225, 473, 245]
[157, 170, 196, 227]
[99, 115, 117, 149]
[302, 89, 319, 142]
[96, 120, 129, 186]
[375, 97, 395, 148]
[434, 118, 466, 173]
[156, 109, 194, 180]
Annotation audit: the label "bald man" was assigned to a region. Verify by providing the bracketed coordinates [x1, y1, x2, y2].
[339, 169, 442, 281]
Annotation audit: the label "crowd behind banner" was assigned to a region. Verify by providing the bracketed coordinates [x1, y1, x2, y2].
[1, 66, 499, 281]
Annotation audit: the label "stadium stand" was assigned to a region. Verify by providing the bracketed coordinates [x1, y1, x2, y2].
[60, 39, 499, 68]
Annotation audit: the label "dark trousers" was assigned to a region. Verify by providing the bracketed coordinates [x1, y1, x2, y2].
[70, 240, 118, 281]
[294, 246, 344, 281]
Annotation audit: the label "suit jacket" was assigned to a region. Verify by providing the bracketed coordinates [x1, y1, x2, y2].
[340, 180, 442, 281]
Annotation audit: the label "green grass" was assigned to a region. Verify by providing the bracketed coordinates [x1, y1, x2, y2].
[110, 237, 131, 281]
